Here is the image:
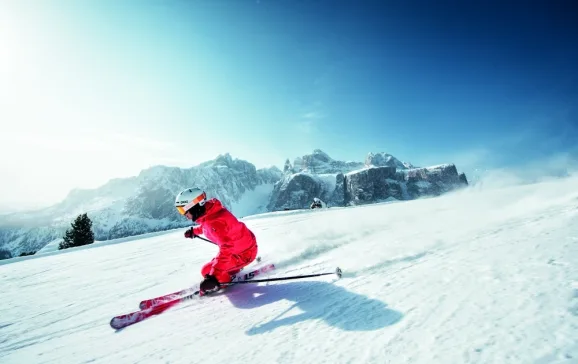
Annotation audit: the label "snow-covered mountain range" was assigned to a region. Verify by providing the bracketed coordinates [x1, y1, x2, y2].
[0, 150, 467, 257]
[0, 153, 281, 257]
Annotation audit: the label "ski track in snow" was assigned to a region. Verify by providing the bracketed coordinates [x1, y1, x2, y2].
[1, 177, 578, 363]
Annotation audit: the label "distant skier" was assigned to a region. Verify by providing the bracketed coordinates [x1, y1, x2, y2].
[175, 187, 258, 294]
[310, 197, 323, 209]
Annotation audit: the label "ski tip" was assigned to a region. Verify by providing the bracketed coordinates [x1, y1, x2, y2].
[110, 318, 124, 331]
[335, 267, 342, 278]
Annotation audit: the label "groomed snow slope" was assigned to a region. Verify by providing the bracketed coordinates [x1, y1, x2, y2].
[1, 176, 577, 364]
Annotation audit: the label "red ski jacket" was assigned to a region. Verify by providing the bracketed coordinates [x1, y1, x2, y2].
[192, 198, 257, 281]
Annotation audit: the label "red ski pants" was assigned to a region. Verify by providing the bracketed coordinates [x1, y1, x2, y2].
[201, 245, 258, 283]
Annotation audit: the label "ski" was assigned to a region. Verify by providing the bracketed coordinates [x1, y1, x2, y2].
[110, 264, 345, 330]
[110, 293, 193, 330]
[138, 263, 275, 310]
[138, 287, 196, 310]
[110, 263, 275, 330]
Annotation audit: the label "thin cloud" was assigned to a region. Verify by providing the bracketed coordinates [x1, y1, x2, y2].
[295, 99, 329, 136]
[301, 111, 326, 120]
[296, 119, 315, 134]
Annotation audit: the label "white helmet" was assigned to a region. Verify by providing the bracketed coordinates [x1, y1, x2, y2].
[314, 197, 320, 202]
[175, 187, 207, 215]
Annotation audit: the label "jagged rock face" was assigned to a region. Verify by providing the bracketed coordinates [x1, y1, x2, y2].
[269, 162, 469, 211]
[398, 164, 468, 199]
[405, 164, 462, 184]
[344, 166, 400, 205]
[345, 164, 467, 205]
[267, 173, 343, 211]
[267, 174, 321, 210]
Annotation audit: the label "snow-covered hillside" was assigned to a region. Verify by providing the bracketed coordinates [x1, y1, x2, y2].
[0, 153, 282, 256]
[2, 174, 576, 364]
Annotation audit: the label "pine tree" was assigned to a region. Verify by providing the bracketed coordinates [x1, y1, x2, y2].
[59, 213, 95, 250]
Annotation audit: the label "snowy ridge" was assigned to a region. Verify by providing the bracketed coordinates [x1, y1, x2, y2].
[288, 149, 365, 174]
[0, 154, 282, 256]
[365, 152, 415, 169]
[345, 165, 374, 176]
[0, 175, 576, 363]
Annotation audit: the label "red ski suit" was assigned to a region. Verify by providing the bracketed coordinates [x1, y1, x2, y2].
[192, 198, 258, 284]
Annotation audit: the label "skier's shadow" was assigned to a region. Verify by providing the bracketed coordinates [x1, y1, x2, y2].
[226, 281, 403, 335]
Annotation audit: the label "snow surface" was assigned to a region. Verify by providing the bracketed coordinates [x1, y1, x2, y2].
[34, 238, 64, 254]
[1, 176, 578, 363]
[1, 229, 180, 266]
[423, 163, 453, 170]
[345, 166, 371, 176]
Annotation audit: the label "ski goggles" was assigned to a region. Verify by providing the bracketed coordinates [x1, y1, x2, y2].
[176, 192, 206, 215]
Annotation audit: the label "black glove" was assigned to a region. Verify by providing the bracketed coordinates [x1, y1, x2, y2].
[184, 228, 196, 239]
[200, 274, 220, 293]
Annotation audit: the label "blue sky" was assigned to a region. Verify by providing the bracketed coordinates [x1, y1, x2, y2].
[1, 0, 577, 210]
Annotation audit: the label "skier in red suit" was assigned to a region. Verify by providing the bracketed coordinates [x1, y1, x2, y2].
[175, 187, 258, 294]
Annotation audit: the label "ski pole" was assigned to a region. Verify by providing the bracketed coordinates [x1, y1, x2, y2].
[188, 226, 217, 245]
[193, 234, 216, 245]
[220, 267, 342, 287]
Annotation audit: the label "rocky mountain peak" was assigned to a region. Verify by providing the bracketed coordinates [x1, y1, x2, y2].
[311, 149, 332, 162]
[213, 153, 234, 167]
[292, 150, 363, 174]
[365, 152, 415, 170]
